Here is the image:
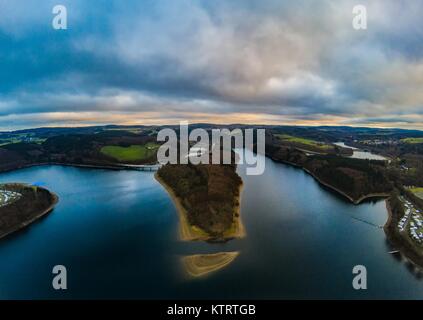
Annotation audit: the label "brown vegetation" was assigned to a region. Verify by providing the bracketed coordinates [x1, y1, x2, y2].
[266, 144, 393, 203]
[0, 184, 58, 239]
[157, 162, 242, 240]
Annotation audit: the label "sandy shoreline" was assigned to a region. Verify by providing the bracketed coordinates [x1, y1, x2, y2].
[155, 172, 245, 242]
[182, 252, 240, 277]
[224, 183, 246, 239]
[384, 199, 394, 230]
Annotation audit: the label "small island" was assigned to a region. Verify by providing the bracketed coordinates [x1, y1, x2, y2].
[182, 252, 240, 277]
[156, 162, 244, 242]
[0, 183, 58, 239]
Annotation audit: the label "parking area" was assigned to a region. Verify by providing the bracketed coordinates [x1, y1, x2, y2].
[0, 189, 22, 208]
[398, 196, 423, 244]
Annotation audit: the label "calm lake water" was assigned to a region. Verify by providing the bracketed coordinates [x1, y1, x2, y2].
[0, 150, 422, 299]
[334, 142, 387, 161]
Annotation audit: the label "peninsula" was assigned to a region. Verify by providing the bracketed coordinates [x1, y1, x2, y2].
[156, 162, 244, 242]
[0, 183, 58, 239]
[266, 141, 392, 204]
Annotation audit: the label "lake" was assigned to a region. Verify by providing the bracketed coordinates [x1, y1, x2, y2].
[0, 150, 421, 299]
[334, 142, 387, 161]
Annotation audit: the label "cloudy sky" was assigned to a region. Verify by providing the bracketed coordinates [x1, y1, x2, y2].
[0, 0, 423, 130]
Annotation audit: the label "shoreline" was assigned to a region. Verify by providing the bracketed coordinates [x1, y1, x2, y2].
[155, 172, 245, 242]
[269, 156, 390, 205]
[0, 184, 59, 240]
[225, 183, 246, 239]
[384, 198, 423, 270]
[2, 158, 387, 206]
[0, 161, 159, 174]
[303, 167, 390, 205]
[384, 200, 394, 231]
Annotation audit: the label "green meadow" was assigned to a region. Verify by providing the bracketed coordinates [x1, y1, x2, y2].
[100, 142, 160, 162]
[402, 138, 423, 144]
[275, 134, 332, 150]
[410, 187, 423, 200]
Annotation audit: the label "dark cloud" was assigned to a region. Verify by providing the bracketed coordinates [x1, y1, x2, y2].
[0, 0, 422, 130]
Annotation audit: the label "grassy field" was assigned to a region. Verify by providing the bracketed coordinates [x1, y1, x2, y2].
[100, 142, 160, 162]
[410, 187, 423, 200]
[275, 134, 332, 150]
[402, 138, 423, 144]
[0, 138, 22, 146]
[104, 127, 144, 134]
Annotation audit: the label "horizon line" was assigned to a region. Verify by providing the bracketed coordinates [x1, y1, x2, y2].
[1, 122, 423, 134]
